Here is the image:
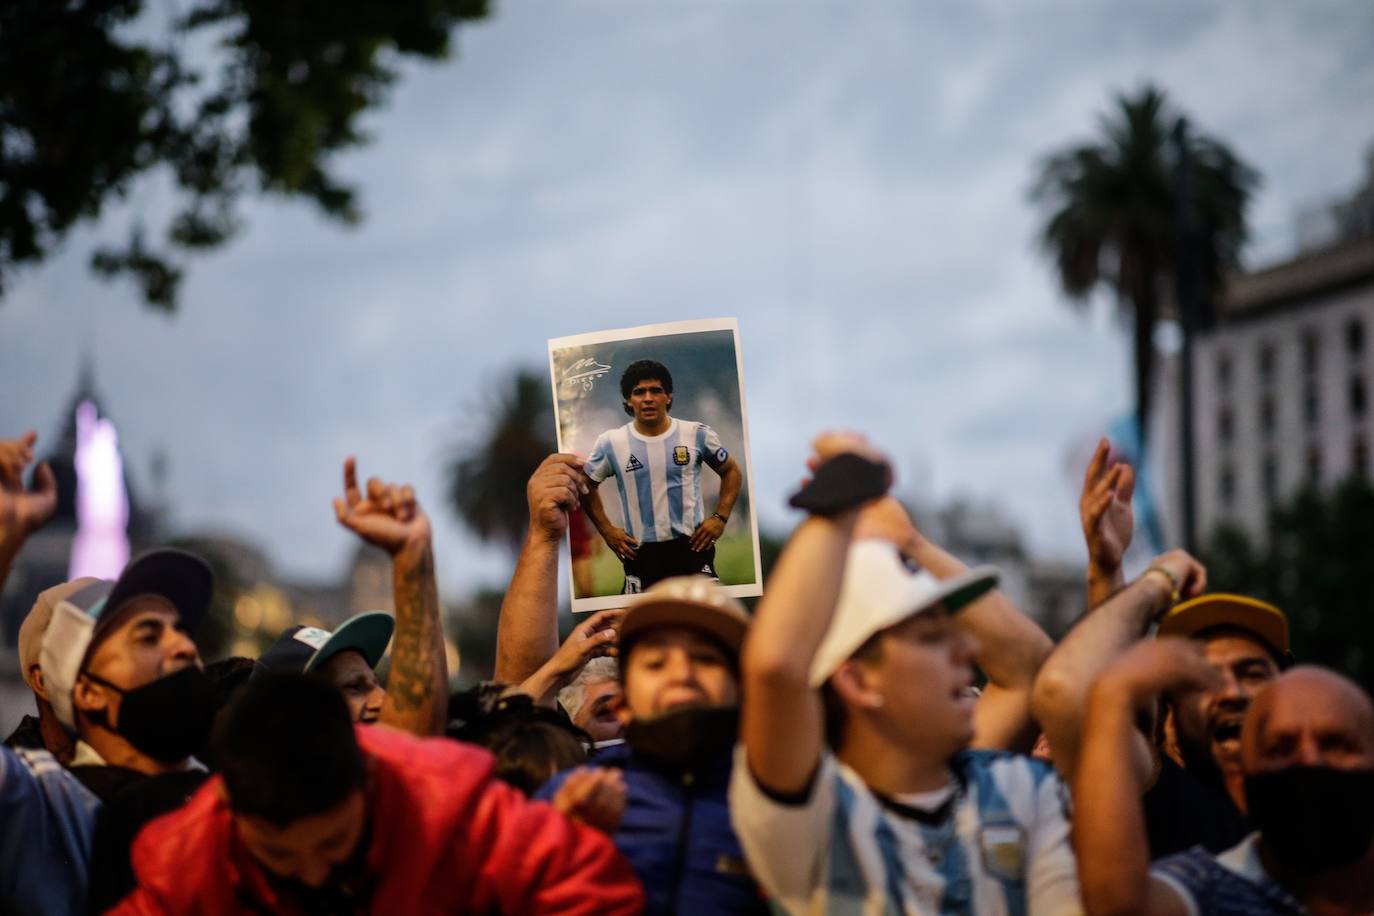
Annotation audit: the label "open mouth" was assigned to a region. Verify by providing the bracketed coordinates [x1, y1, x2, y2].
[1211, 720, 1242, 746]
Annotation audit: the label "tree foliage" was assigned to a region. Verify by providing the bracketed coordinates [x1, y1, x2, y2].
[1030, 85, 1258, 440]
[1202, 478, 1374, 694]
[0, 0, 488, 310]
[447, 369, 557, 553]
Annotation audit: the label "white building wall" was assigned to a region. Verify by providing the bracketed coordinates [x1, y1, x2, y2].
[1186, 279, 1374, 545]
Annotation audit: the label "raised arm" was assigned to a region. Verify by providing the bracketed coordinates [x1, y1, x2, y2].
[494, 454, 587, 684]
[514, 608, 622, 707]
[1073, 640, 1220, 916]
[0, 430, 57, 594]
[741, 434, 885, 796]
[1030, 549, 1205, 781]
[854, 496, 1052, 753]
[333, 458, 447, 736]
[1081, 438, 1134, 610]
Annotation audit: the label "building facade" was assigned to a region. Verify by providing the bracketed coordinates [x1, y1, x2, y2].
[1163, 148, 1374, 547]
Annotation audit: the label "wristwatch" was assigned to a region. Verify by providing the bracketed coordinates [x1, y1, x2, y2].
[711, 512, 729, 524]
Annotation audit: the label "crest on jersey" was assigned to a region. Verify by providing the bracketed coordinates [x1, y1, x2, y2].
[625, 454, 644, 473]
[673, 446, 690, 466]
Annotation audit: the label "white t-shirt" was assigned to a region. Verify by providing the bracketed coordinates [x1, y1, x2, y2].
[583, 419, 729, 544]
[729, 745, 1083, 915]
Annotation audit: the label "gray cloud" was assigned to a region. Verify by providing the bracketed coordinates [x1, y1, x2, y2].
[2, 0, 1371, 599]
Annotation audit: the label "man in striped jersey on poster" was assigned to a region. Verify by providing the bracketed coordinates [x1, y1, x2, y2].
[581, 359, 743, 594]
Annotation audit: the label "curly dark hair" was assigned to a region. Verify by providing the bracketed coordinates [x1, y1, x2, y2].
[620, 359, 673, 417]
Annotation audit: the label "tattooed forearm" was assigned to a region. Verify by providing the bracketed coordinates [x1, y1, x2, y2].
[380, 538, 448, 736]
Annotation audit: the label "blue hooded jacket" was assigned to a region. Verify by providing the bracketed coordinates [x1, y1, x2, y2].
[538, 741, 766, 915]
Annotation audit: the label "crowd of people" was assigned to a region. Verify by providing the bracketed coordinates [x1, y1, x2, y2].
[1, 383, 1372, 913]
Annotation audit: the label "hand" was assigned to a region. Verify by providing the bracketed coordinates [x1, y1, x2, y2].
[1141, 549, 1206, 602]
[332, 457, 431, 556]
[527, 454, 588, 541]
[0, 431, 57, 552]
[689, 515, 725, 552]
[605, 526, 638, 561]
[547, 608, 624, 681]
[1080, 438, 1135, 574]
[1094, 638, 1224, 708]
[553, 767, 627, 835]
[807, 430, 890, 473]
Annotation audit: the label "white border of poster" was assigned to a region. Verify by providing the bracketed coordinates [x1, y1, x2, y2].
[548, 317, 763, 612]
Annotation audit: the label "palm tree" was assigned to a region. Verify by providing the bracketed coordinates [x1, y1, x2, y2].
[1030, 85, 1258, 441]
[446, 369, 555, 552]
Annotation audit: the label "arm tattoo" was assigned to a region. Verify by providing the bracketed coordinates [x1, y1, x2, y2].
[383, 541, 448, 735]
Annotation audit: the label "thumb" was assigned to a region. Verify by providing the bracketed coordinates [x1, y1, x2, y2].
[33, 461, 56, 496]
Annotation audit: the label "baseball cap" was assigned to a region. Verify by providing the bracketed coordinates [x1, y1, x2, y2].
[1157, 593, 1289, 658]
[253, 611, 395, 678]
[40, 548, 213, 729]
[809, 539, 999, 687]
[17, 577, 101, 692]
[619, 576, 751, 658]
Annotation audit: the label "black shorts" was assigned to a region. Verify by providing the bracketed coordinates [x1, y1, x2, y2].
[622, 536, 719, 594]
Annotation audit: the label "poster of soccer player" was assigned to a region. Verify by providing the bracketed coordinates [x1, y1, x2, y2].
[549, 318, 763, 612]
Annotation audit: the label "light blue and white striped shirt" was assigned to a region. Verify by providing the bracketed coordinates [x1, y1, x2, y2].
[584, 419, 729, 544]
[1, 745, 101, 915]
[730, 746, 1082, 915]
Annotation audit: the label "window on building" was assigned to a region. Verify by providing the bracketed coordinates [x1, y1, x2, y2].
[1262, 454, 1278, 502]
[1259, 342, 1277, 384]
[1217, 406, 1234, 444]
[1219, 465, 1236, 507]
[1305, 386, 1320, 428]
[1302, 329, 1320, 376]
[1351, 375, 1367, 419]
[1260, 395, 1276, 435]
[1216, 352, 1232, 390]
[1306, 446, 1322, 487]
[1347, 318, 1365, 357]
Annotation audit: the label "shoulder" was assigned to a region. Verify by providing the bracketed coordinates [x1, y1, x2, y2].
[358, 726, 496, 791]
[957, 748, 1060, 786]
[955, 750, 1068, 820]
[127, 778, 230, 891]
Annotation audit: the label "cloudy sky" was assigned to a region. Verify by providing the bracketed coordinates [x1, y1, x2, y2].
[3, 0, 1372, 598]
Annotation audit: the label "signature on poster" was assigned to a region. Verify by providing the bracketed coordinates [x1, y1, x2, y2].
[563, 357, 611, 392]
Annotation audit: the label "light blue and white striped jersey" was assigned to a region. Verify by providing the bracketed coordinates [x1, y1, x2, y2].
[584, 419, 730, 544]
[730, 746, 1083, 915]
[1, 745, 101, 915]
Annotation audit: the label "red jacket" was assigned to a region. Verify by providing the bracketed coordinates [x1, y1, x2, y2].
[109, 726, 643, 915]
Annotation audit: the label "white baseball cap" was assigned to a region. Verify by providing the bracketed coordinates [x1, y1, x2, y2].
[809, 539, 999, 687]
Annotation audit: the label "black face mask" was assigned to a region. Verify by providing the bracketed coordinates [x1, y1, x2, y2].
[85, 665, 217, 763]
[626, 705, 739, 775]
[1245, 765, 1374, 871]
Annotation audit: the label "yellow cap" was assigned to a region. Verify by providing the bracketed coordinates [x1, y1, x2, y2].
[1157, 593, 1289, 656]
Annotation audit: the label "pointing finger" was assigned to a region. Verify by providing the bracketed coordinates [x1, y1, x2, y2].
[343, 457, 362, 507]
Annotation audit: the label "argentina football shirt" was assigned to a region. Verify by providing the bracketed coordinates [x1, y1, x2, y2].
[583, 419, 730, 544]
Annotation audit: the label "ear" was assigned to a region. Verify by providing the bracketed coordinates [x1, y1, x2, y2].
[27, 663, 49, 702]
[830, 660, 884, 711]
[72, 674, 111, 717]
[1161, 704, 1182, 766]
[610, 691, 633, 728]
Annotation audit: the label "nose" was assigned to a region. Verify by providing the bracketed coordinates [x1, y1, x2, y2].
[295, 857, 333, 888]
[954, 630, 980, 665]
[664, 649, 701, 684]
[365, 685, 386, 716]
[1294, 733, 1323, 766]
[165, 627, 200, 666]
